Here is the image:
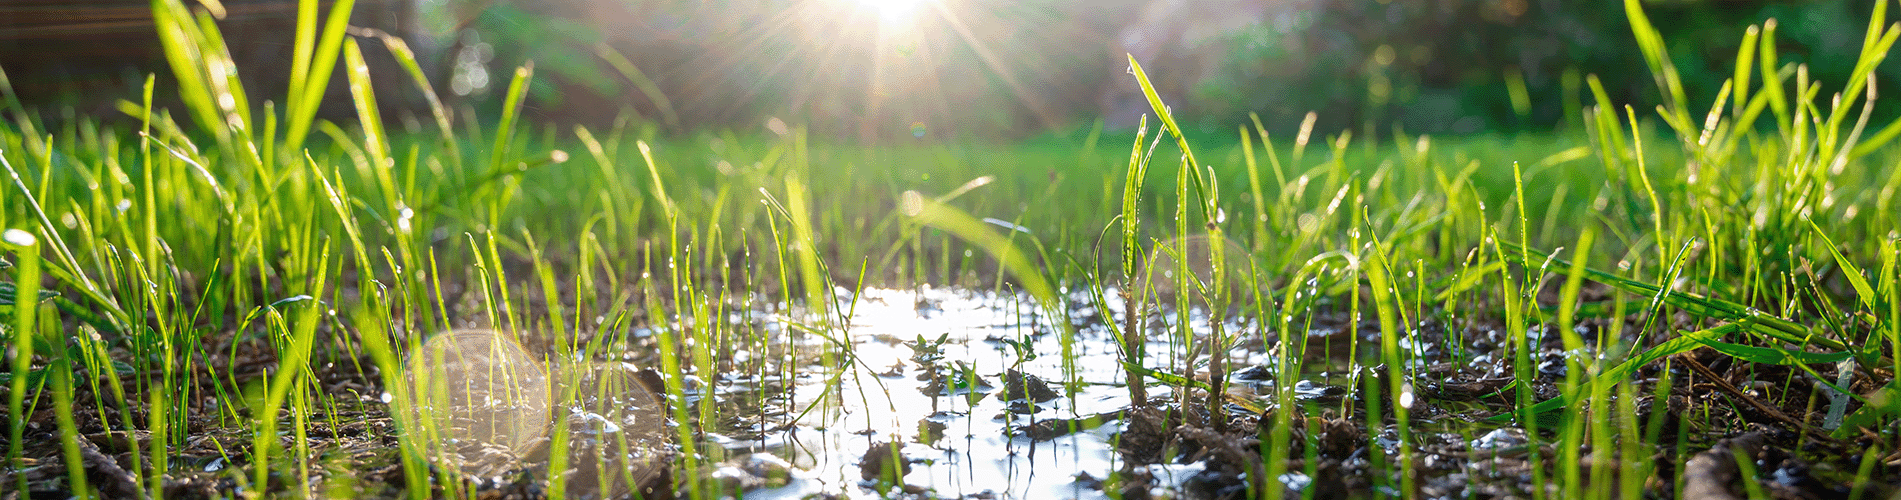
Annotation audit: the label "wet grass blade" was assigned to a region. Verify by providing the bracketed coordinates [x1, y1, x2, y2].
[1497, 324, 1740, 421]
[1812, 220, 1878, 313]
[1116, 115, 1150, 405]
[1500, 242, 1850, 353]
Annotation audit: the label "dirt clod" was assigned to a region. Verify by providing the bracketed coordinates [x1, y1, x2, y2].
[1003, 369, 1058, 403]
[858, 441, 911, 482]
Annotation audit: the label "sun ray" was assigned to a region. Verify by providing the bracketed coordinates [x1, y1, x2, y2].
[855, 0, 928, 25]
[928, 0, 1060, 130]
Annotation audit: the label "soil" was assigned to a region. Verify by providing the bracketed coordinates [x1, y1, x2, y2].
[3, 286, 1897, 500]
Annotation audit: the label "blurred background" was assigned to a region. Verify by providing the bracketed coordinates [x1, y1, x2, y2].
[2, 0, 1893, 141]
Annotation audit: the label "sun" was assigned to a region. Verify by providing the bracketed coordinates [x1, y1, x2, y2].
[854, 0, 927, 25]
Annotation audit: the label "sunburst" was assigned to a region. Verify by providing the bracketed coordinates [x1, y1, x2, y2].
[853, 0, 929, 25]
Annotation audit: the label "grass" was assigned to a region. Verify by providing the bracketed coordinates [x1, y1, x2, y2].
[2, 0, 1901, 498]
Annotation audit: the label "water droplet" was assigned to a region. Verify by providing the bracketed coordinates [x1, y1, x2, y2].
[2, 229, 35, 247]
[1279, 471, 1312, 491]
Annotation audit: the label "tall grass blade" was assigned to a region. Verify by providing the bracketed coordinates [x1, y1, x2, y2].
[284, 0, 359, 155]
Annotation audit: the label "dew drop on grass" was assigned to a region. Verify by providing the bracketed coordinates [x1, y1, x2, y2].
[2, 229, 35, 247]
[981, 218, 1032, 234]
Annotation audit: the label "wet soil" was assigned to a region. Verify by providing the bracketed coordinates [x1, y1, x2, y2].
[3, 286, 1898, 499]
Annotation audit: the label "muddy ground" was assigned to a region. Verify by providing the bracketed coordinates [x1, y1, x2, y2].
[3, 285, 1898, 500]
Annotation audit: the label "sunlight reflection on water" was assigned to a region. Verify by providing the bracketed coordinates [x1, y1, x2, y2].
[737, 286, 1234, 499]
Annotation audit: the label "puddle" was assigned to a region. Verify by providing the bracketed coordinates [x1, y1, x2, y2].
[732, 287, 1143, 499]
[387, 284, 1527, 499]
[684, 285, 1527, 499]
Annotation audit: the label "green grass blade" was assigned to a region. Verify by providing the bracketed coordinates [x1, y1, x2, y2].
[1125, 56, 1202, 188]
[4, 229, 44, 496]
[1623, 0, 1692, 132]
[284, 0, 359, 155]
[1700, 339, 1850, 365]
[1811, 220, 1878, 312]
[1495, 324, 1739, 421]
[486, 63, 535, 204]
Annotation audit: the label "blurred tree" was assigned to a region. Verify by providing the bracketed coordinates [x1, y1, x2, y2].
[1196, 0, 1897, 136]
[434, 0, 1894, 138]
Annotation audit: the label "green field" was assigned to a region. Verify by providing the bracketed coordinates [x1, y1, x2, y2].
[4, 0, 1901, 498]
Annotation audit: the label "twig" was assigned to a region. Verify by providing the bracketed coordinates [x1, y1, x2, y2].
[1678, 354, 1841, 445]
